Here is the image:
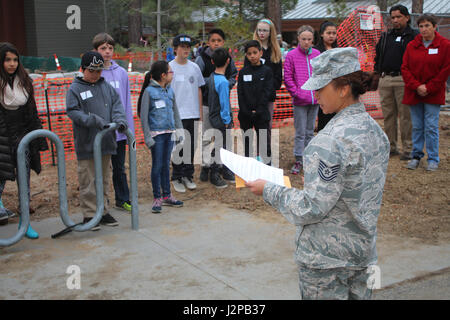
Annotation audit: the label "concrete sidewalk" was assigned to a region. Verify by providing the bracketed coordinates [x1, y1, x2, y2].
[1, 201, 449, 299]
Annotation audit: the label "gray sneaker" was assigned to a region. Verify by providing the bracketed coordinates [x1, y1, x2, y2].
[406, 159, 420, 170]
[426, 162, 438, 171]
[181, 177, 197, 190]
[172, 178, 186, 193]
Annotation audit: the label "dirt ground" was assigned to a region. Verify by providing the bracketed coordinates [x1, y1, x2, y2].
[2, 114, 449, 244]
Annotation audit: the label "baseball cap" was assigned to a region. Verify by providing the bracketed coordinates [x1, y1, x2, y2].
[81, 51, 105, 70]
[301, 47, 361, 91]
[173, 34, 193, 47]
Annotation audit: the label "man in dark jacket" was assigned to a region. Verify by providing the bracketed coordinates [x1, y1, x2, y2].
[374, 5, 418, 160]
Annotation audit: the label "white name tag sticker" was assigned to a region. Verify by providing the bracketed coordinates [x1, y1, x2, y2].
[429, 48, 438, 54]
[110, 80, 120, 88]
[175, 75, 185, 82]
[243, 75, 252, 82]
[396, 36, 401, 42]
[80, 90, 93, 100]
[155, 100, 166, 109]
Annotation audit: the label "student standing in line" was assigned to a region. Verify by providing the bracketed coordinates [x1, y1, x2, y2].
[66, 51, 128, 230]
[245, 18, 283, 133]
[237, 40, 273, 165]
[204, 48, 234, 189]
[195, 29, 238, 187]
[92, 33, 135, 213]
[137, 61, 184, 213]
[284, 25, 320, 175]
[314, 21, 339, 132]
[169, 34, 205, 193]
[0, 42, 48, 237]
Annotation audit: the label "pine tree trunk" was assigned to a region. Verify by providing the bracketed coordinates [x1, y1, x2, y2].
[412, 0, 424, 13]
[266, 0, 281, 34]
[377, 0, 387, 12]
[128, 0, 142, 46]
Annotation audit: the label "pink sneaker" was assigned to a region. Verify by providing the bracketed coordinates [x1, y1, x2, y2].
[162, 195, 183, 207]
[291, 161, 302, 175]
[152, 198, 163, 213]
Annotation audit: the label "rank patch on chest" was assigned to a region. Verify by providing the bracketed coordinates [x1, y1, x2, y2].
[318, 160, 340, 182]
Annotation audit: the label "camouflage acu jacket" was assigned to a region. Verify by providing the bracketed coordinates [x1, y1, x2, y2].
[263, 102, 389, 269]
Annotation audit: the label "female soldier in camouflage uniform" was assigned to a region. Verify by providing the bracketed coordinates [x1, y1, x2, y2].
[247, 48, 390, 300]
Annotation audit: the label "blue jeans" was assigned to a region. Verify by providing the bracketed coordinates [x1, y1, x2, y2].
[111, 140, 130, 206]
[409, 103, 440, 164]
[151, 133, 174, 199]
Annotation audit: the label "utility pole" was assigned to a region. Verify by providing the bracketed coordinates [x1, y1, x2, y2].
[202, 5, 205, 42]
[157, 0, 161, 59]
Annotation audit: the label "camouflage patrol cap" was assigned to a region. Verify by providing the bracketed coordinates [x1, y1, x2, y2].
[301, 47, 360, 91]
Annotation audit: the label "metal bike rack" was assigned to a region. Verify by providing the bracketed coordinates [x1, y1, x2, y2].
[89, 123, 139, 231]
[0, 124, 138, 247]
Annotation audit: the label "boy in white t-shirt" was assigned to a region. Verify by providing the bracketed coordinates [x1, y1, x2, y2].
[169, 34, 205, 193]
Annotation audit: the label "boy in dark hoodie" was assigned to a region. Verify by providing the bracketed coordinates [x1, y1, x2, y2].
[66, 51, 128, 230]
[237, 40, 273, 164]
[93, 33, 135, 213]
[204, 48, 234, 188]
[194, 29, 238, 185]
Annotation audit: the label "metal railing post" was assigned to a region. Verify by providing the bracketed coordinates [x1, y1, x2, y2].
[0, 124, 139, 247]
[0, 130, 67, 247]
[123, 127, 139, 230]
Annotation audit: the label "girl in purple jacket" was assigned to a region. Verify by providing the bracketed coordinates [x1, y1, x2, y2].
[284, 25, 320, 175]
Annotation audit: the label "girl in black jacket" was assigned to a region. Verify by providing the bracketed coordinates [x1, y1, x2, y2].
[0, 42, 48, 237]
[314, 21, 339, 131]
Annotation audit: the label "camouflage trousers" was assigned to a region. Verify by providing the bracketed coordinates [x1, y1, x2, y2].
[298, 265, 372, 300]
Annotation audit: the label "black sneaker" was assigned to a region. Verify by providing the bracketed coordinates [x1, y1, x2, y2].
[389, 150, 400, 157]
[400, 152, 412, 161]
[200, 167, 210, 182]
[0, 209, 8, 226]
[83, 217, 101, 231]
[100, 213, 119, 227]
[210, 171, 228, 189]
[221, 166, 235, 182]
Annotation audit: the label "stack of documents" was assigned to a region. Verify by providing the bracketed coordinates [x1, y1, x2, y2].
[220, 148, 291, 188]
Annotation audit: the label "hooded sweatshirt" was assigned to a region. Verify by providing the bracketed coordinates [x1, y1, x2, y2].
[66, 76, 128, 160]
[100, 60, 135, 141]
[194, 46, 238, 106]
[284, 46, 320, 107]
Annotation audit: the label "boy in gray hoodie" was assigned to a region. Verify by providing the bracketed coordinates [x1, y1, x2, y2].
[66, 51, 128, 230]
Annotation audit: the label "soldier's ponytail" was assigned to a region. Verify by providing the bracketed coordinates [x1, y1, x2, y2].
[331, 71, 370, 99]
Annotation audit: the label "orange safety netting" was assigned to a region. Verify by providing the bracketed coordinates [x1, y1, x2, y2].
[35, 19, 384, 165]
[337, 5, 384, 119]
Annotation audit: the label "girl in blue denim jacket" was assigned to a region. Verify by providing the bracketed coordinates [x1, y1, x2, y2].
[137, 61, 184, 213]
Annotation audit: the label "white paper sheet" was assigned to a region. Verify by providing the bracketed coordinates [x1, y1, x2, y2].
[220, 148, 285, 186]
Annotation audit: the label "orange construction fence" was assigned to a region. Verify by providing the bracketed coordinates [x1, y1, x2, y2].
[34, 73, 383, 166]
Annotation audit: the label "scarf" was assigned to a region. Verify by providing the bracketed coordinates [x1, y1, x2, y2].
[1, 76, 29, 110]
